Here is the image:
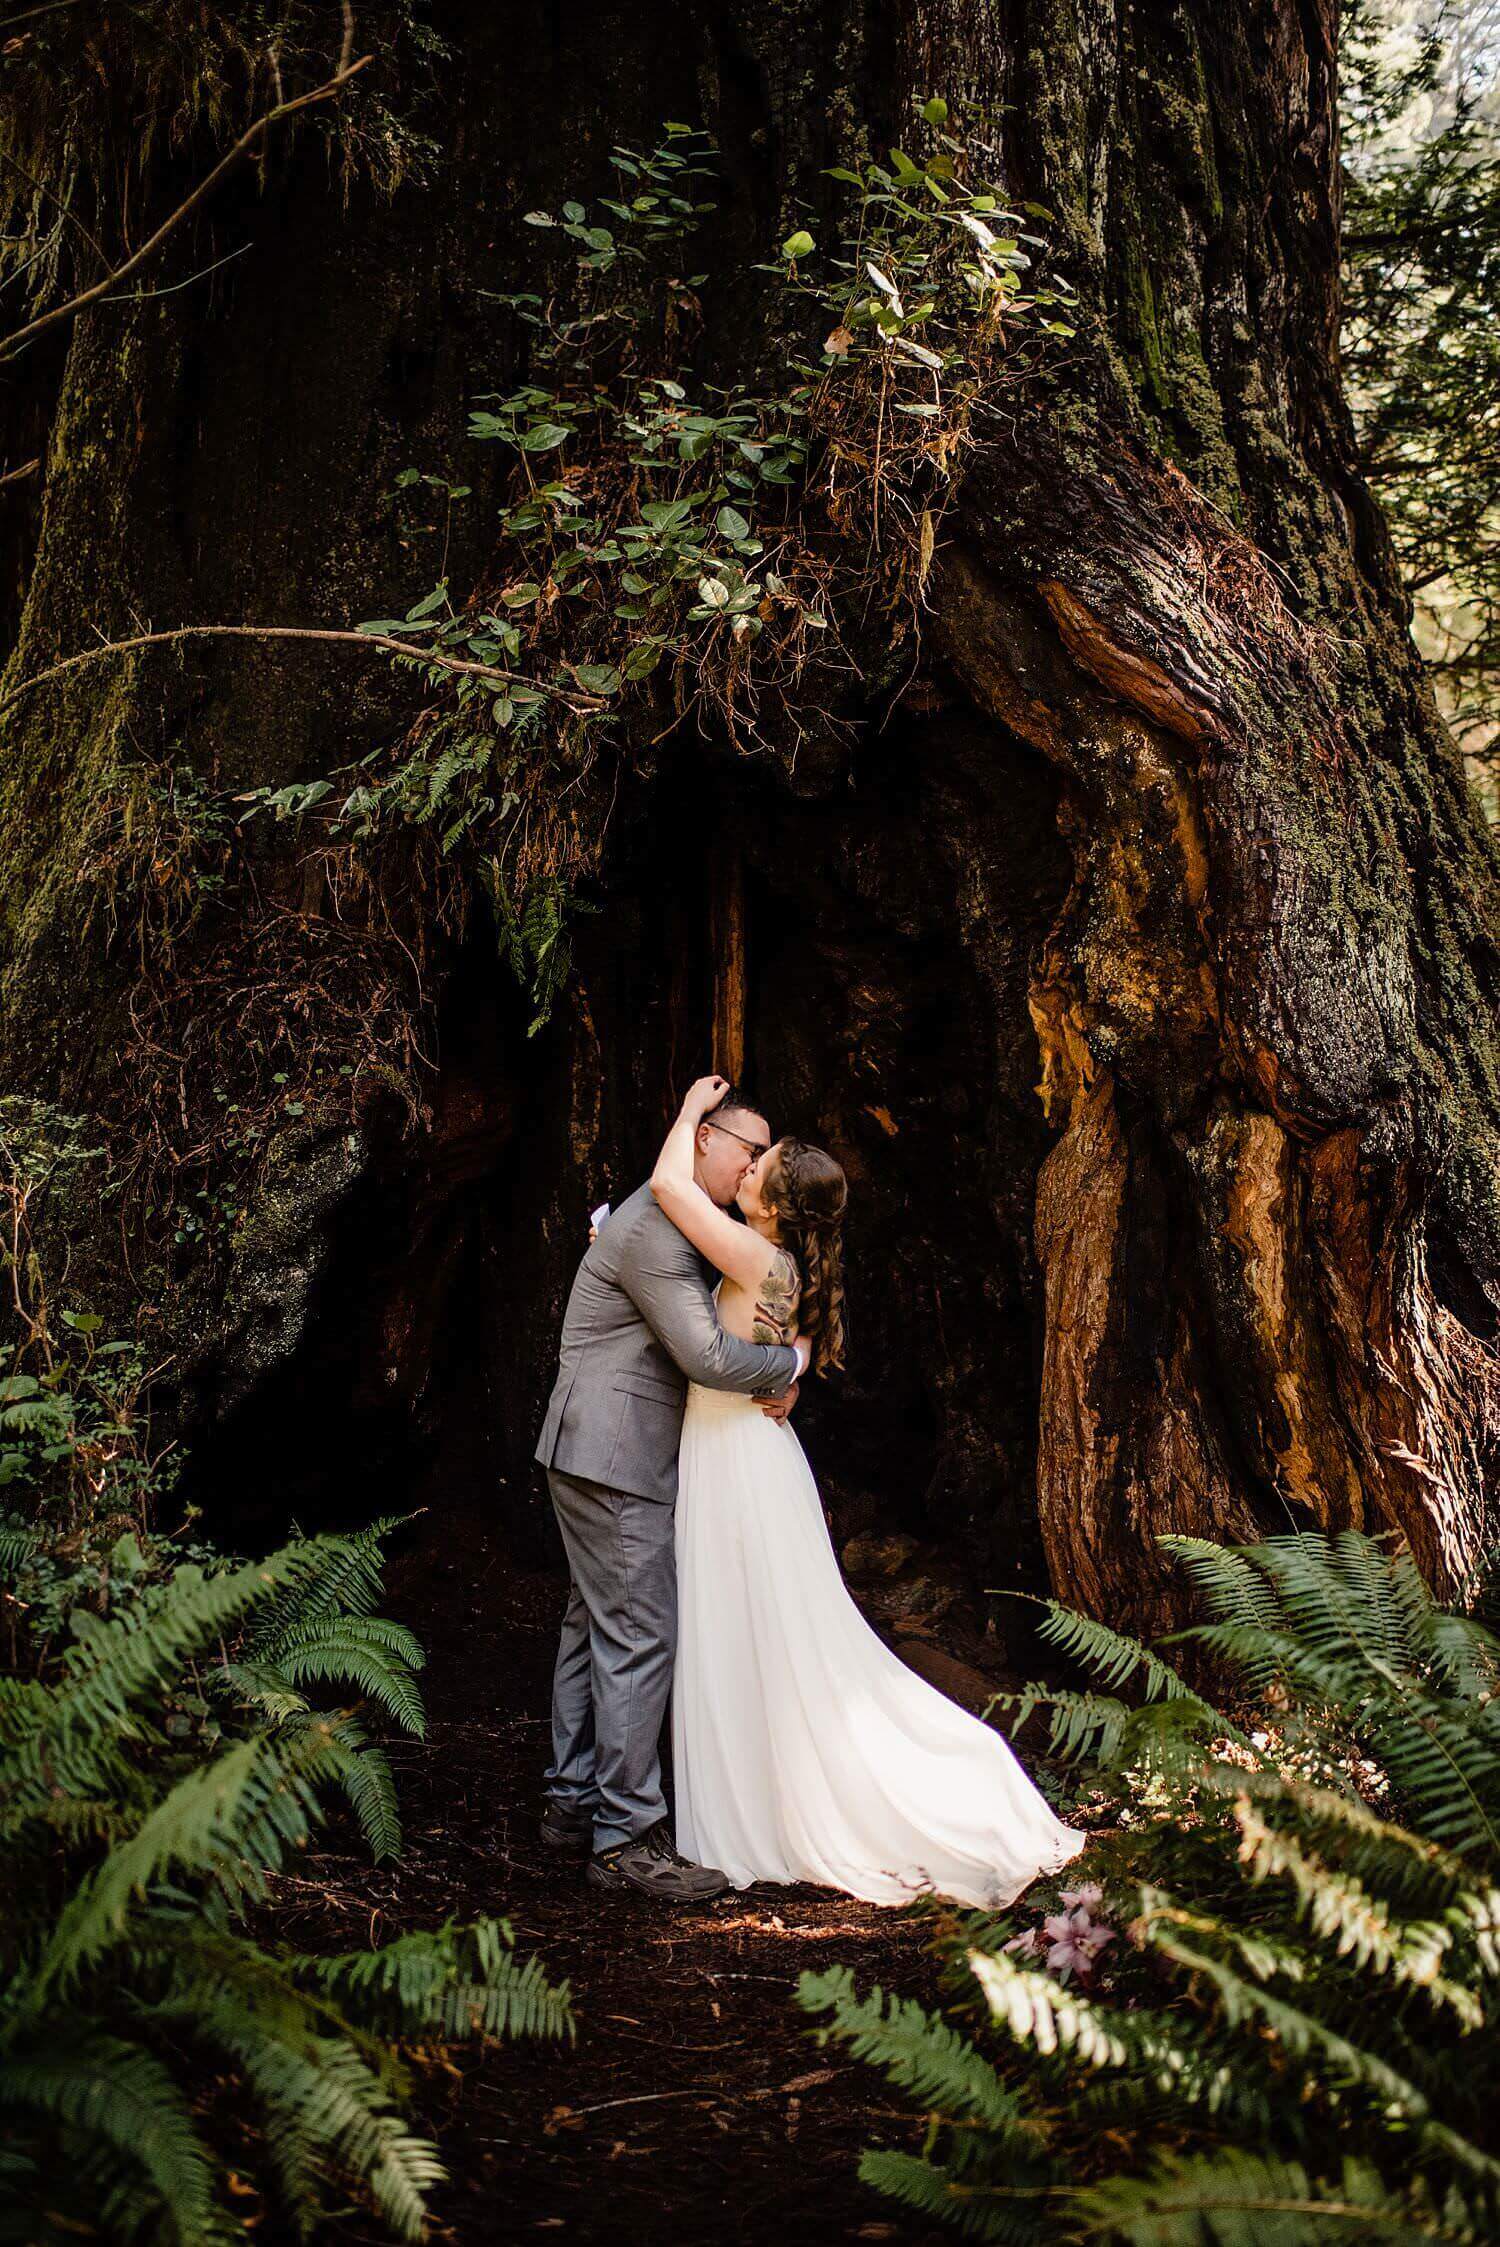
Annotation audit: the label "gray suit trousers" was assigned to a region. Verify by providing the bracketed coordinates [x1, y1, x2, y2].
[543, 1464, 676, 1851]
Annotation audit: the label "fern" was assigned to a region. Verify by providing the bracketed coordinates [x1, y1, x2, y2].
[857, 2147, 1049, 2243]
[242, 1514, 412, 1651]
[310, 1711, 405, 1861]
[1227, 1803, 1481, 2021]
[1072, 2148, 1485, 2245]
[296, 1917, 577, 2045]
[809, 1528, 1500, 2245]
[1031, 1599, 1212, 1708]
[1, 1512, 572, 2244]
[799, 1963, 1035, 2138]
[0, 2030, 228, 2246]
[254, 1613, 427, 1736]
[0, 1521, 40, 1573]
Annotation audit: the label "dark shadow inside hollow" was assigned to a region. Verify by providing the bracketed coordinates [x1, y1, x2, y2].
[178, 706, 1069, 1615]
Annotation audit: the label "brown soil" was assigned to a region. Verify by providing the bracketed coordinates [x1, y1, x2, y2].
[264, 1511, 1026, 2246]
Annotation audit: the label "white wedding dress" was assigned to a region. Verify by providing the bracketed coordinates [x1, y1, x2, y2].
[670, 1380, 1087, 1909]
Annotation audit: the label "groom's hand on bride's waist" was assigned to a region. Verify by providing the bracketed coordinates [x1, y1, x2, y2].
[758, 1379, 799, 1422]
[758, 1333, 810, 1419]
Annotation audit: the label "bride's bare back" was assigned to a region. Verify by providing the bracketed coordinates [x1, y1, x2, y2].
[715, 1244, 801, 1349]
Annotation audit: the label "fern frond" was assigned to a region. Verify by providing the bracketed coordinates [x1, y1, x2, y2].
[1427, 1611, 1500, 1701]
[992, 1684, 1135, 1765]
[3, 1542, 334, 1806]
[209, 1659, 313, 1723]
[1253, 1530, 1425, 1669]
[965, 1949, 1238, 2111]
[297, 1918, 575, 2044]
[1141, 1925, 1500, 2186]
[255, 1615, 426, 1737]
[243, 1517, 413, 1653]
[1156, 1534, 1286, 1634]
[798, 1965, 1034, 2139]
[1360, 1687, 1500, 1862]
[1072, 2147, 1485, 2245]
[1227, 1801, 1480, 2021]
[0, 1522, 40, 1574]
[1031, 1600, 1212, 1709]
[856, 2148, 1048, 2242]
[0, 2029, 226, 2245]
[1188, 1763, 1490, 1915]
[308, 1715, 403, 1861]
[26, 1724, 345, 2005]
[996, 1683, 1238, 1784]
[165, 1998, 444, 2243]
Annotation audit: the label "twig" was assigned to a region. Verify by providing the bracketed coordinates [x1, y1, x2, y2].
[0, 458, 40, 492]
[0, 26, 372, 364]
[561, 2090, 712, 2120]
[0, 622, 605, 725]
[97, 242, 253, 306]
[0, 1, 85, 30]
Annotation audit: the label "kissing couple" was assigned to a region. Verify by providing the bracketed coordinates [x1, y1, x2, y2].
[534, 1075, 1085, 1906]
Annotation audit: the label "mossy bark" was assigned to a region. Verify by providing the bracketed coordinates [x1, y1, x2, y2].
[2, 0, 1495, 1631]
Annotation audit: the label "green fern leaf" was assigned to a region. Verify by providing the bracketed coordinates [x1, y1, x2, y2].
[1072, 2147, 1484, 2245]
[0, 2030, 226, 2245]
[857, 2147, 1044, 2241]
[798, 1965, 1033, 2138]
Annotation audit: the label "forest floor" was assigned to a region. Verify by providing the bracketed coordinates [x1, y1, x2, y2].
[262, 1507, 1016, 2246]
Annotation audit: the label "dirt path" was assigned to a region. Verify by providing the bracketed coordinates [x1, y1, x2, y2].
[271, 1517, 961, 2245]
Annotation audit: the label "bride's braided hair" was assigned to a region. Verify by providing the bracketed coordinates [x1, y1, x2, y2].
[767, 1137, 847, 1377]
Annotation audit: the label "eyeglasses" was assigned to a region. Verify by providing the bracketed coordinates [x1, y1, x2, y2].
[705, 1120, 771, 1162]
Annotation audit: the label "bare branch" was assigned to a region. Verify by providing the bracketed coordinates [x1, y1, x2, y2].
[0, 2, 86, 30]
[0, 47, 374, 364]
[0, 621, 605, 725]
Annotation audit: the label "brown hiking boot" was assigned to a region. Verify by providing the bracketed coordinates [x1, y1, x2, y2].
[585, 1817, 730, 1901]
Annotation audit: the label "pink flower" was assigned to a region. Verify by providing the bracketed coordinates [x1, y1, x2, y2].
[1004, 1893, 1118, 1985]
[1041, 1906, 1117, 1983]
[1059, 1883, 1104, 1913]
[1042, 1924, 1093, 1979]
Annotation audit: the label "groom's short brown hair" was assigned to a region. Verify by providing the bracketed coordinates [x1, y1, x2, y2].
[706, 1080, 765, 1130]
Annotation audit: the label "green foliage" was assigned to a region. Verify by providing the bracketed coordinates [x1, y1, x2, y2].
[1342, 0, 1500, 796]
[2, 1159, 569, 2241]
[0, 1096, 205, 1650]
[800, 1530, 1500, 2243]
[234, 98, 1072, 1029]
[1, 1513, 573, 2243]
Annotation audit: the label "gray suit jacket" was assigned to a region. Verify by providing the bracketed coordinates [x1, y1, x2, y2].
[534, 1182, 800, 1504]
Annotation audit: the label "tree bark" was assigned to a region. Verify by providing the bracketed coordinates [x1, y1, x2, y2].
[1, 0, 1495, 1631]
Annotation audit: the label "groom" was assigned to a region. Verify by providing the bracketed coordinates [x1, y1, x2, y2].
[533, 1085, 809, 1901]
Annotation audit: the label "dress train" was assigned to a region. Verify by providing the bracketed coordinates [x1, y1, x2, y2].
[670, 1383, 1086, 1909]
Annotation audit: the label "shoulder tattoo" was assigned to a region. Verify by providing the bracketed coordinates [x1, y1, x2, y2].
[751, 1247, 801, 1346]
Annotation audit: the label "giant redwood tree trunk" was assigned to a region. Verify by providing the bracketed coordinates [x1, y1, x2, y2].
[2, 1, 1496, 1634]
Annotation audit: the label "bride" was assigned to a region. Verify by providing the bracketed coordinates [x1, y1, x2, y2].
[650, 1075, 1086, 1911]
